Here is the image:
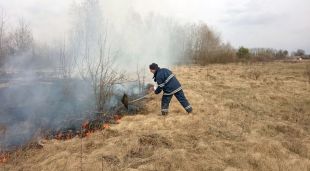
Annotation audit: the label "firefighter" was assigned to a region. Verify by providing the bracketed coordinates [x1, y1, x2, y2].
[149, 63, 193, 115]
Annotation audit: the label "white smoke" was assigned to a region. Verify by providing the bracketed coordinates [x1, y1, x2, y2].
[0, 0, 192, 151]
[67, 0, 188, 74]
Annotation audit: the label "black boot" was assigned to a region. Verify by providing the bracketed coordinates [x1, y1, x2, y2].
[186, 107, 193, 114]
[161, 111, 168, 116]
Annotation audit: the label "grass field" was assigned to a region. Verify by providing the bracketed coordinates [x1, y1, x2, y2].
[3, 61, 310, 171]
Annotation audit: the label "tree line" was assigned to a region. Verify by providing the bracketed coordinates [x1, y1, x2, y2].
[0, 14, 59, 70]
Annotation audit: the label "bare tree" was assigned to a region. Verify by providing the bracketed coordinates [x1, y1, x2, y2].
[0, 10, 7, 67]
[70, 0, 124, 112]
[295, 49, 305, 56]
[136, 64, 146, 95]
[10, 19, 33, 55]
[0, 10, 5, 52]
[184, 23, 235, 65]
[83, 39, 124, 111]
[57, 38, 75, 79]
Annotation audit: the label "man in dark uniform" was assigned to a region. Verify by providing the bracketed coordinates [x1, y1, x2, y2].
[149, 63, 193, 115]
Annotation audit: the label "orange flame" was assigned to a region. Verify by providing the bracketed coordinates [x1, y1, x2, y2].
[85, 131, 91, 137]
[103, 124, 110, 129]
[82, 120, 89, 129]
[0, 153, 8, 164]
[114, 115, 122, 120]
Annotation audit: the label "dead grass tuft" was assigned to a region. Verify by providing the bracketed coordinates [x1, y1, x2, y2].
[102, 155, 120, 166]
[138, 134, 172, 148]
[282, 139, 309, 158]
[124, 146, 154, 161]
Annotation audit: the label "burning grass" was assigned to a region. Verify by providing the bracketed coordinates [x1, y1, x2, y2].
[2, 61, 310, 170]
[0, 112, 125, 165]
[0, 153, 9, 164]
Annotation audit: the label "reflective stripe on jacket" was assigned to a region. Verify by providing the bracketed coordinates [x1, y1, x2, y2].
[153, 68, 182, 95]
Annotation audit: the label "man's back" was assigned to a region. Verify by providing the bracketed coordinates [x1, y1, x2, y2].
[154, 68, 181, 95]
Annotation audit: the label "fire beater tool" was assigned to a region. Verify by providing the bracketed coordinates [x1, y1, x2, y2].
[121, 93, 150, 109]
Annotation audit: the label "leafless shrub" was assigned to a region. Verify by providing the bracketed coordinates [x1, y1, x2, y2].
[10, 19, 33, 55]
[71, 0, 125, 112]
[247, 69, 262, 80]
[80, 44, 124, 111]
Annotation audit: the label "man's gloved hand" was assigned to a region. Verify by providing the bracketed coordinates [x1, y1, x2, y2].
[148, 85, 156, 93]
[147, 84, 155, 94]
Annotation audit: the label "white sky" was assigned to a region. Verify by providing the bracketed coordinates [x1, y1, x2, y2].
[1, 0, 309, 53]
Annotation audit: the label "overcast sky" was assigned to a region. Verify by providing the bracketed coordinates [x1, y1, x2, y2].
[1, 0, 309, 53]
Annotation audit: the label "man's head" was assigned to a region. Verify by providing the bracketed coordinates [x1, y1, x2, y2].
[149, 63, 159, 74]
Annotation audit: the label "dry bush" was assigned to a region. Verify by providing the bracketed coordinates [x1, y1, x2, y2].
[242, 68, 262, 80]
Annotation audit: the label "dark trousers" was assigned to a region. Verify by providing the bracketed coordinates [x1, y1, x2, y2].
[161, 90, 192, 113]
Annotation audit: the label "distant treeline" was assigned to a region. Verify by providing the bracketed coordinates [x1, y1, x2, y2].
[0, 17, 58, 69]
[182, 23, 308, 65]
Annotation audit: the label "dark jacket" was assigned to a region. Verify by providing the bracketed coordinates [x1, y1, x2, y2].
[153, 68, 182, 95]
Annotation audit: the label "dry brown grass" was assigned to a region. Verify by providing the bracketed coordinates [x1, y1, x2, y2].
[305, 64, 310, 83]
[3, 61, 310, 171]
